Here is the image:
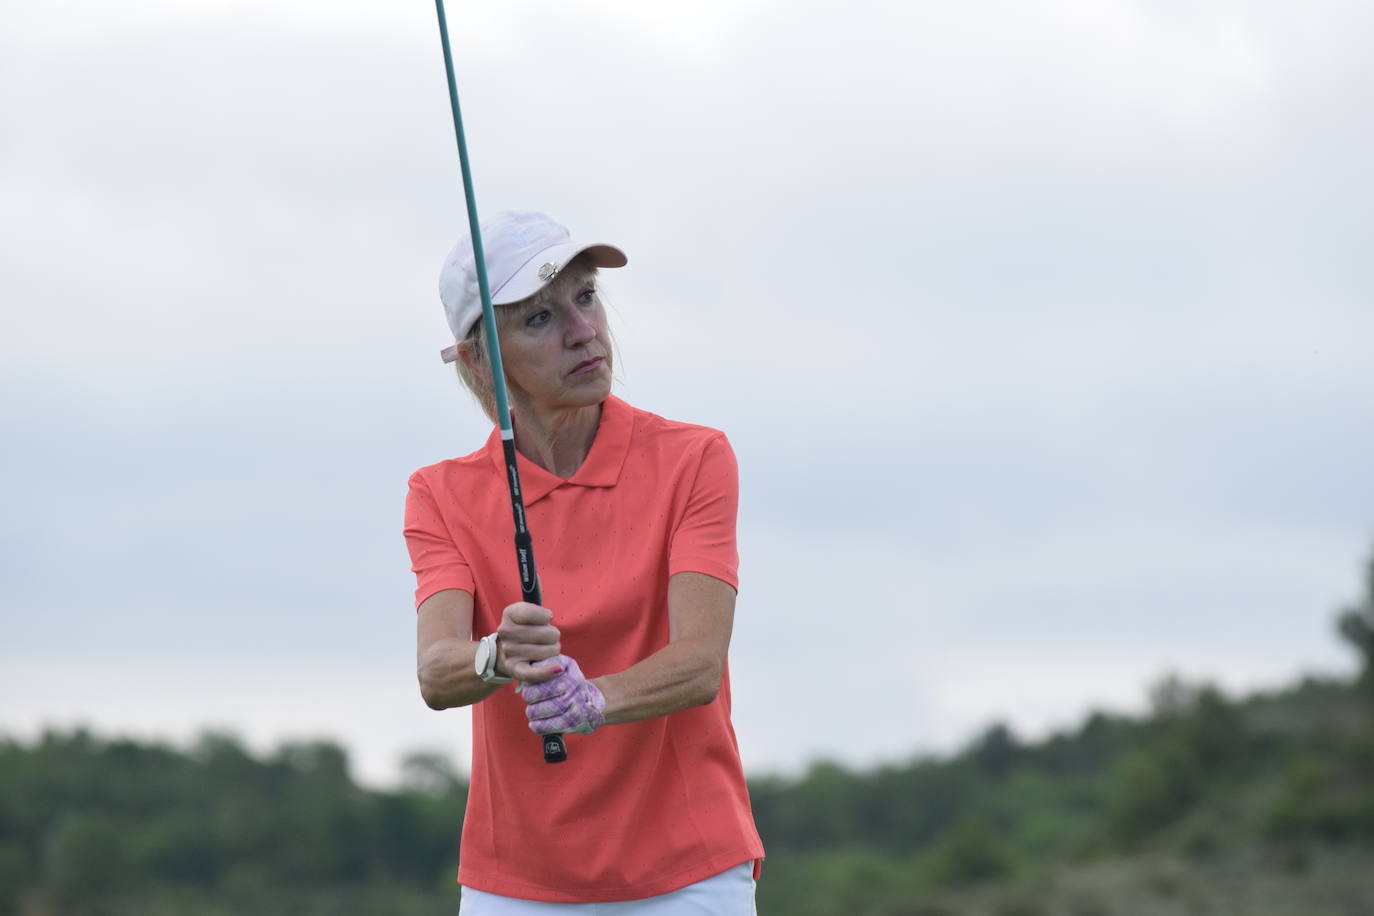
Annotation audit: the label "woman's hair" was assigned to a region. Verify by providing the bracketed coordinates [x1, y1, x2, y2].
[453, 252, 615, 422]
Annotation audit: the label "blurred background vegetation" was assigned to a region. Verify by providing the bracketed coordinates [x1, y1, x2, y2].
[3, 550, 1373, 915]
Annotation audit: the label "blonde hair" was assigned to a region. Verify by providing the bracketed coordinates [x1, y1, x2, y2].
[454, 253, 614, 422]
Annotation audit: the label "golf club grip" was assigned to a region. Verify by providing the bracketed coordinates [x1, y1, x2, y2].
[525, 577, 569, 765]
[543, 733, 568, 764]
[505, 451, 566, 764]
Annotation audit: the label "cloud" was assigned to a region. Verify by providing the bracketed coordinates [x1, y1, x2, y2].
[3, 0, 1373, 784]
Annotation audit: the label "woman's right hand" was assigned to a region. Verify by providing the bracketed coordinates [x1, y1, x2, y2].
[495, 602, 562, 683]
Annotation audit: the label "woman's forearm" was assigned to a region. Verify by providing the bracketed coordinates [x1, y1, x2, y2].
[592, 637, 724, 725]
[418, 637, 503, 710]
[589, 572, 735, 726]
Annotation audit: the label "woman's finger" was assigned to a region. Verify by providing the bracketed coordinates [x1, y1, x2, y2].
[507, 657, 564, 684]
[498, 622, 561, 645]
[525, 693, 575, 721]
[502, 641, 561, 664]
[501, 602, 553, 626]
[520, 675, 573, 705]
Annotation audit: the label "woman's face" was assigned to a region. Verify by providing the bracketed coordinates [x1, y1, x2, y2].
[497, 272, 613, 414]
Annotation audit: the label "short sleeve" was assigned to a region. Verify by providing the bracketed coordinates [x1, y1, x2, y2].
[403, 471, 475, 609]
[668, 433, 740, 590]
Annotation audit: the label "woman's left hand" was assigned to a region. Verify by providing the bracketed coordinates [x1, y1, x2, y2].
[520, 655, 606, 736]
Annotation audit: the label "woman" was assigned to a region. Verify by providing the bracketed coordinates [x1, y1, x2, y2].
[404, 210, 764, 913]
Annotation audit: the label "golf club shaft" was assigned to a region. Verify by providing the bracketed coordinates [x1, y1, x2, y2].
[433, 0, 567, 765]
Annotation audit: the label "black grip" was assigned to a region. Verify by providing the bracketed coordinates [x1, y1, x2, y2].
[516, 537, 565, 764]
[543, 733, 568, 763]
[515, 530, 538, 601]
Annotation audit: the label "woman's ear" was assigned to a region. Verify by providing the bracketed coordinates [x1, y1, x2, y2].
[456, 339, 480, 370]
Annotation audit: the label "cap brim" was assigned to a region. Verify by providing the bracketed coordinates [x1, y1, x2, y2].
[491, 241, 628, 305]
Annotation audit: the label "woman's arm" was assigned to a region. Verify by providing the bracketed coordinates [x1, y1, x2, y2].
[417, 589, 498, 710]
[416, 589, 562, 710]
[591, 571, 737, 725]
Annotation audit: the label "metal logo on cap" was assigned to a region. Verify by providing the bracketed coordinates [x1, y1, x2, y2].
[537, 262, 558, 281]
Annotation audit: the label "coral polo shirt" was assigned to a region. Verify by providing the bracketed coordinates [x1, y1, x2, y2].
[403, 395, 764, 902]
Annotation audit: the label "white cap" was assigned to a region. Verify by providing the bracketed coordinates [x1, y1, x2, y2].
[439, 210, 627, 362]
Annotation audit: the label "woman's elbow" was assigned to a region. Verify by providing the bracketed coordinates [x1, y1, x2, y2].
[418, 668, 462, 711]
[692, 660, 725, 706]
[419, 678, 446, 711]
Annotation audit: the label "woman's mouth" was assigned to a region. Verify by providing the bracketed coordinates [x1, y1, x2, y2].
[570, 357, 605, 376]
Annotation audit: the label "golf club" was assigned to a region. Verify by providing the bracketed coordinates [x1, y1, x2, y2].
[432, 0, 568, 765]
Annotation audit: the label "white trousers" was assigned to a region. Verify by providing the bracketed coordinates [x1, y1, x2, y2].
[458, 863, 757, 916]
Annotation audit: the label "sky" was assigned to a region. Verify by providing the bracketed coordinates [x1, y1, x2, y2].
[3, 0, 1372, 788]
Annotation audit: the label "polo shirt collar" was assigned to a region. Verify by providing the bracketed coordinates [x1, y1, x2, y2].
[483, 395, 634, 506]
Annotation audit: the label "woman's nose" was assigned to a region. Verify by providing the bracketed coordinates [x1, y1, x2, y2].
[566, 310, 597, 345]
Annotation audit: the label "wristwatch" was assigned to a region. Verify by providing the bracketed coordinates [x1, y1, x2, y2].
[474, 633, 514, 684]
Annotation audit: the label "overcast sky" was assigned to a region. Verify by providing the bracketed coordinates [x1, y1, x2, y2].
[3, 0, 1372, 787]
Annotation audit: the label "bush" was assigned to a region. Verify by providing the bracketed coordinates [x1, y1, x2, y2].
[919, 817, 1015, 888]
[43, 813, 134, 908]
[1104, 741, 1201, 844]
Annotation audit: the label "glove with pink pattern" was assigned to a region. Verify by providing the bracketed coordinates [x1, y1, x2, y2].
[519, 654, 606, 736]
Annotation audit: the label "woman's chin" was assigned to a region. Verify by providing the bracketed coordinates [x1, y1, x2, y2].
[532, 380, 611, 414]
[569, 374, 613, 405]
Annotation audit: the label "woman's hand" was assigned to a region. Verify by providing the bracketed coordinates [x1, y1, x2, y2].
[495, 602, 563, 683]
[520, 655, 606, 735]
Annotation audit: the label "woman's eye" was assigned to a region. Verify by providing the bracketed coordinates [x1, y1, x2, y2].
[577, 288, 596, 305]
[526, 309, 551, 327]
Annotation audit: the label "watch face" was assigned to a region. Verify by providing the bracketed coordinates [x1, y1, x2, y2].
[474, 637, 490, 676]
